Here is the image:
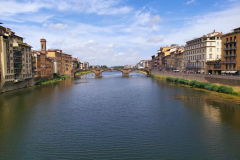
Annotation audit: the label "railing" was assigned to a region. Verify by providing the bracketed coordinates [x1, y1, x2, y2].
[220, 61, 236, 64]
[186, 66, 202, 69]
[224, 46, 237, 51]
[14, 65, 22, 69]
[223, 54, 236, 58]
[14, 70, 21, 74]
[14, 59, 22, 63]
[213, 66, 221, 69]
[13, 53, 22, 57]
[206, 61, 220, 64]
[224, 40, 237, 45]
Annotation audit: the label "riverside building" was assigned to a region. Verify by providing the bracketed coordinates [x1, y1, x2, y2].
[184, 30, 222, 74]
[207, 27, 240, 75]
[0, 24, 33, 91]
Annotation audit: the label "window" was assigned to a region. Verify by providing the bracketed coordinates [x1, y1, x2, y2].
[217, 55, 219, 59]
[217, 42, 219, 46]
[209, 54, 212, 59]
[217, 48, 219, 52]
[210, 42, 212, 46]
[209, 48, 212, 52]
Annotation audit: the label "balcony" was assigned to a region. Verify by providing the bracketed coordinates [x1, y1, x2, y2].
[224, 40, 237, 45]
[14, 59, 22, 63]
[223, 54, 236, 58]
[213, 66, 221, 69]
[220, 60, 236, 64]
[13, 46, 21, 51]
[206, 60, 220, 64]
[224, 46, 237, 51]
[14, 70, 21, 74]
[186, 66, 202, 69]
[13, 53, 22, 57]
[14, 64, 22, 69]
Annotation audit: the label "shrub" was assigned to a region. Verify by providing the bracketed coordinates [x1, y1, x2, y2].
[36, 81, 42, 85]
[174, 78, 180, 82]
[217, 86, 233, 94]
[189, 80, 197, 86]
[158, 76, 239, 96]
[209, 85, 219, 92]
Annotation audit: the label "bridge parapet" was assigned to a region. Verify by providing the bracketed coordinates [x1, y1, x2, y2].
[72, 68, 151, 77]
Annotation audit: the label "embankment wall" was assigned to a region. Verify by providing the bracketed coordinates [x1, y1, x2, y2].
[152, 70, 240, 86]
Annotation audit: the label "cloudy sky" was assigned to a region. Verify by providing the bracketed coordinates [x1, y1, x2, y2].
[1, 0, 240, 66]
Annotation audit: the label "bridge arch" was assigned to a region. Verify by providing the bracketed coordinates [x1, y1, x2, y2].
[72, 68, 151, 78]
[73, 68, 112, 78]
[129, 68, 150, 75]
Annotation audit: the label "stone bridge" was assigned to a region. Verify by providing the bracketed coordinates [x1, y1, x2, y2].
[72, 68, 151, 78]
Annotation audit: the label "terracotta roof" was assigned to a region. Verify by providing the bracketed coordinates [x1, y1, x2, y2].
[232, 27, 240, 31]
[40, 39, 46, 42]
[40, 51, 46, 54]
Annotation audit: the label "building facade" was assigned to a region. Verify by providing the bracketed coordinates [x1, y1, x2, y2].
[0, 25, 32, 89]
[184, 30, 222, 73]
[207, 27, 240, 75]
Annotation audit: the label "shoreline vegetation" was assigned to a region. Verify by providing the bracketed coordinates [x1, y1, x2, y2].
[137, 70, 147, 74]
[75, 71, 93, 76]
[149, 74, 240, 96]
[36, 75, 70, 85]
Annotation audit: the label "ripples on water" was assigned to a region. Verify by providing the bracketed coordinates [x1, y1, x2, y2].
[0, 71, 240, 159]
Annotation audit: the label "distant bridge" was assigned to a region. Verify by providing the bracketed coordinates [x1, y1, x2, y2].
[72, 68, 151, 78]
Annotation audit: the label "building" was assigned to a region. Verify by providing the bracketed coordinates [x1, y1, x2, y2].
[207, 27, 240, 75]
[184, 30, 222, 73]
[83, 62, 89, 69]
[47, 48, 63, 75]
[72, 58, 79, 70]
[175, 48, 184, 72]
[0, 25, 32, 89]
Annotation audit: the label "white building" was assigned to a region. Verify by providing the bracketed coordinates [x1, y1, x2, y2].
[184, 30, 222, 73]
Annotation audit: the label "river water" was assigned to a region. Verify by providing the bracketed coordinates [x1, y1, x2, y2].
[0, 71, 240, 159]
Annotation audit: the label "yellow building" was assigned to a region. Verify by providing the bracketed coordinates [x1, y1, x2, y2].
[207, 27, 240, 75]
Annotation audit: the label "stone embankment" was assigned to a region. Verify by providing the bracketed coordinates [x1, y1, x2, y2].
[151, 70, 240, 86]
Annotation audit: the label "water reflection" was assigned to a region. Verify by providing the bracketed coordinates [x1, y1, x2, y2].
[1, 72, 240, 159]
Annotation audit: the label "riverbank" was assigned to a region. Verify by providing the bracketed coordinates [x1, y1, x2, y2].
[75, 71, 93, 76]
[151, 70, 240, 86]
[36, 75, 70, 85]
[137, 70, 147, 74]
[150, 74, 240, 96]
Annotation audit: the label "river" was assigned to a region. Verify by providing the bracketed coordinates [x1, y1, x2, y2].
[0, 71, 240, 159]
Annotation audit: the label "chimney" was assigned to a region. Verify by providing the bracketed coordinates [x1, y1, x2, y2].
[214, 29, 215, 32]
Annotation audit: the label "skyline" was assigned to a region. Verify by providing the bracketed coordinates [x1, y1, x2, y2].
[1, 0, 240, 66]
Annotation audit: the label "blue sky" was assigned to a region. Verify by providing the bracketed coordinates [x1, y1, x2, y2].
[1, 0, 240, 66]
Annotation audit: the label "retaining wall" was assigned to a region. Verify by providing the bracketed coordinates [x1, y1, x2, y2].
[152, 70, 240, 86]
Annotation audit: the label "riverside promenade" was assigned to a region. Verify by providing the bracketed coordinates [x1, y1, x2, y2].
[151, 70, 240, 86]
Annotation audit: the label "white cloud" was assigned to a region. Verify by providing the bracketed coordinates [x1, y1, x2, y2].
[52, 38, 65, 46]
[114, 52, 125, 57]
[163, 5, 240, 45]
[0, 0, 132, 18]
[147, 15, 162, 26]
[43, 23, 68, 30]
[186, 0, 195, 5]
[147, 35, 164, 43]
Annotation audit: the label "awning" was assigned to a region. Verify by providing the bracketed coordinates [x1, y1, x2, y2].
[229, 71, 237, 74]
[173, 70, 180, 72]
[221, 71, 226, 73]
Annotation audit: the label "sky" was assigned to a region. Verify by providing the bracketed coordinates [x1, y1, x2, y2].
[1, 0, 240, 66]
